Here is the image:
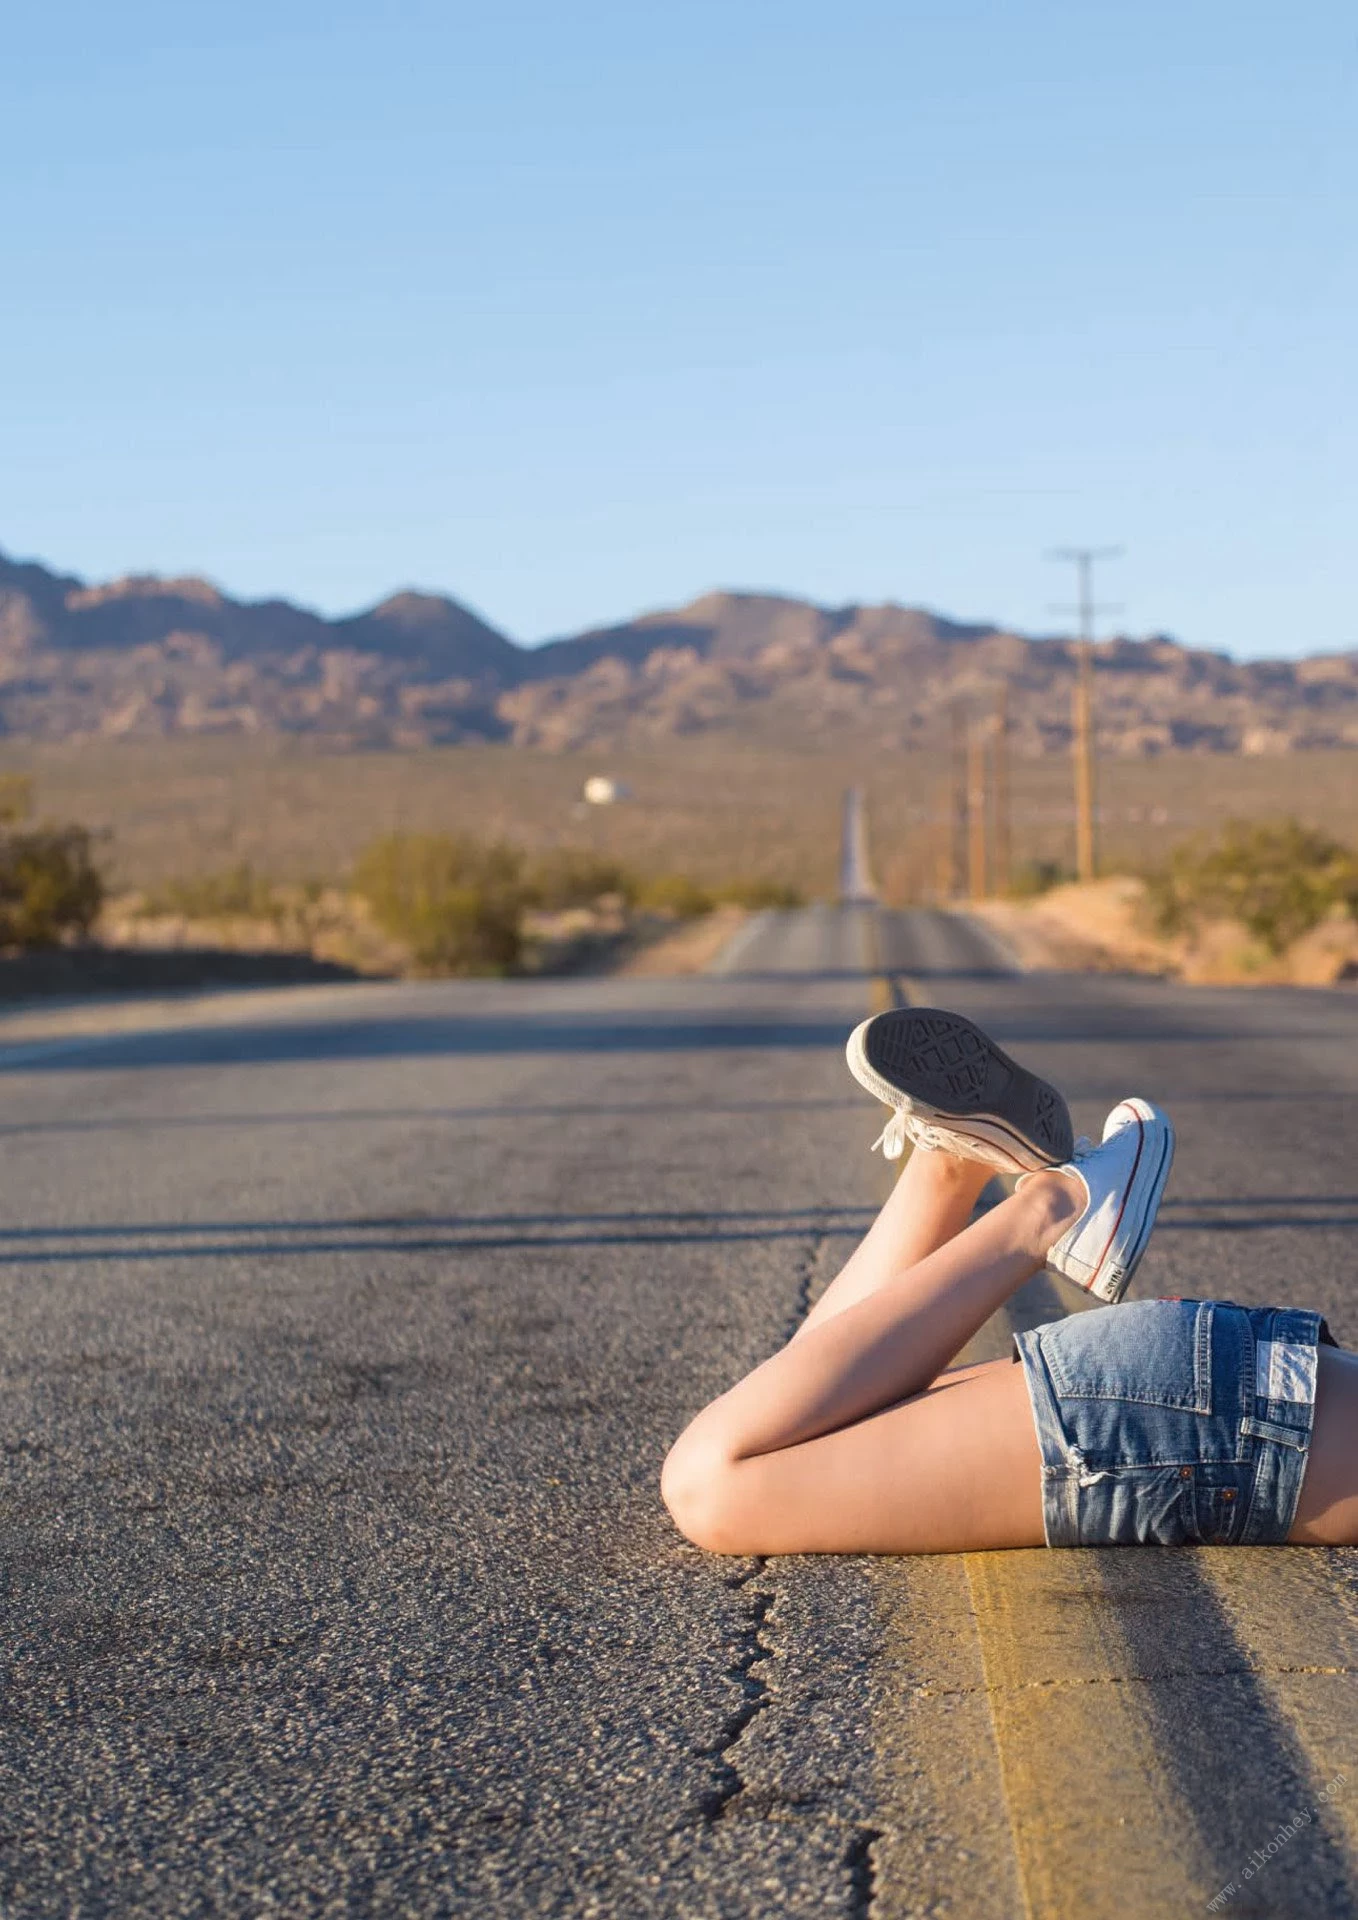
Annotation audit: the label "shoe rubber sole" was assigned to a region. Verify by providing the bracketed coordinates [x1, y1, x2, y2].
[845, 1007, 1074, 1173]
[1075, 1099, 1176, 1304]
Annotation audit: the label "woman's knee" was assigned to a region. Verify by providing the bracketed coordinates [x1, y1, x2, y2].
[660, 1431, 750, 1554]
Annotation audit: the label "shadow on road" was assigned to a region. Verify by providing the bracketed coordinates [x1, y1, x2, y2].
[1156, 1195, 1358, 1232]
[10, 1192, 1357, 1265]
[0, 1096, 867, 1138]
[10, 997, 1358, 1077]
[1087, 1548, 1358, 1910]
[0, 1204, 878, 1264]
[715, 966, 1014, 984]
[0, 1012, 858, 1073]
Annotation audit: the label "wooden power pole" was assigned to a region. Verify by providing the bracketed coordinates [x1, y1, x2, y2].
[935, 776, 956, 900]
[992, 682, 1011, 896]
[1072, 644, 1095, 883]
[1048, 546, 1121, 884]
[967, 723, 988, 899]
[950, 702, 968, 901]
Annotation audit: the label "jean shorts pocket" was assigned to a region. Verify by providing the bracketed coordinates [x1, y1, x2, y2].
[1078, 1465, 1197, 1546]
[1192, 1465, 1248, 1545]
[1042, 1299, 1213, 1414]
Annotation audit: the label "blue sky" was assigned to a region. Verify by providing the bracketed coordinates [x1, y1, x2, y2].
[3, 2, 1354, 654]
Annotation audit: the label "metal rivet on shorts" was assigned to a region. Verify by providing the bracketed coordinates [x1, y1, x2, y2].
[1179, 1466, 1192, 1479]
[1222, 1489, 1237, 1502]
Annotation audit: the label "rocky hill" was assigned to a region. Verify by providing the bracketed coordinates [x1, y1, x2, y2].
[1, 546, 1354, 755]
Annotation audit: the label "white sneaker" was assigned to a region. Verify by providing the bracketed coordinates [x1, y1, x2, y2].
[1032, 1098, 1176, 1304]
[845, 1006, 1074, 1175]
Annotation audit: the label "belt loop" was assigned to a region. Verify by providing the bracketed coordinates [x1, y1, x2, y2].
[1193, 1302, 1215, 1415]
[1229, 1302, 1254, 1429]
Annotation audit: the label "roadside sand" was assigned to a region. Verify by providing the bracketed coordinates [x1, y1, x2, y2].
[975, 879, 1170, 975]
[615, 903, 749, 975]
[973, 877, 1358, 987]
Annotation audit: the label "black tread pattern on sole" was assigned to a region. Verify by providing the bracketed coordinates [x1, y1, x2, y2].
[863, 1008, 1074, 1164]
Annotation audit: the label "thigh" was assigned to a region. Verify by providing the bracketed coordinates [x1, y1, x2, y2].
[722, 1357, 1045, 1555]
[1290, 1347, 1358, 1545]
[926, 1356, 1009, 1392]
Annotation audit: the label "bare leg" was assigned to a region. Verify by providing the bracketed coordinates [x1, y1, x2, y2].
[662, 1170, 1082, 1554]
[798, 1147, 993, 1338]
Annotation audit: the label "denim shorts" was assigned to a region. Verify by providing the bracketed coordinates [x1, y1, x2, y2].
[1015, 1298, 1334, 1548]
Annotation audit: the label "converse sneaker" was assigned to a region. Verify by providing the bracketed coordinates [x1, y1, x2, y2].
[844, 1006, 1075, 1175]
[1034, 1097, 1176, 1304]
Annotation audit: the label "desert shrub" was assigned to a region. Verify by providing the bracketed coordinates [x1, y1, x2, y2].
[1008, 859, 1072, 900]
[0, 825, 104, 950]
[635, 872, 714, 919]
[0, 774, 33, 825]
[1145, 819, 1358, 954]
[714, 878, 805, 909]
[353, 832, 529, 974]
[140, 862, 280, 921]
[527, 849, 637, 911]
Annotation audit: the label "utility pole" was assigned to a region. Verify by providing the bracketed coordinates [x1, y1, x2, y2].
[934, 777, 955, 899]
[1047, 546, 1121, 883]
[950, 700, 968, 901]
[967, 721, 988, 899]
[991, 682, 1011, 896]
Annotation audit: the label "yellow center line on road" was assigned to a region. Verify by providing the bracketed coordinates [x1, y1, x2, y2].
[869, 973, 918, 1017]
[960, 1532, 1358, 1916]
[960, 1545, 1216, 1918]
[945, 1160, 1222, 1913]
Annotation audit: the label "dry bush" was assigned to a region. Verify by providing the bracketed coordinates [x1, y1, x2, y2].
[0, 774, 33, 825]
[633, 873, 714, 919]
[137, 862, 284, 922]
[352, 833, 528, 975]
[1007, 859, 1074, 900]
[0, 825, 104, 950]
[526, 849, 636, 911]
[1145, 819, 1358, 954]
[713, 878, 804, 909]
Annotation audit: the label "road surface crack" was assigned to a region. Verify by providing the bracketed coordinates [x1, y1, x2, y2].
[785, 1212, 828, 1342]
[692, 1211, 880, 1919]
[695, 1560, 777, 1824]
[692, 1216, 819, 1823]
[844, 1824, 883, 1918]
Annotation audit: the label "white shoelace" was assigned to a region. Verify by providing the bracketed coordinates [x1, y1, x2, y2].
[872, 1110, 913, 1160]
[872, 1111, 959, 1160]
[871, 1111, 1095, 1168]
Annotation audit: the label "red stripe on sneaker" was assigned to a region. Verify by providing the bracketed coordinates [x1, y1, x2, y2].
[1089, 1112, 1145, 1282]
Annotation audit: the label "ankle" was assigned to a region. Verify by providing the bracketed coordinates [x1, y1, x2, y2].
[1014, 1168, 1086, 1259]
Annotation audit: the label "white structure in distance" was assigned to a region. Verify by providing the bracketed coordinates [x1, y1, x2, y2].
[582, 776, 630, 805]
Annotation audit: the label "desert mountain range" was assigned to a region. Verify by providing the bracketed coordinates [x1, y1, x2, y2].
[1, 546, 1354, 756]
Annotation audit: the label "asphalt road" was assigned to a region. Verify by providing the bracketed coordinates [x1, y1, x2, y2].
[1, 906, 1356, 1917]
